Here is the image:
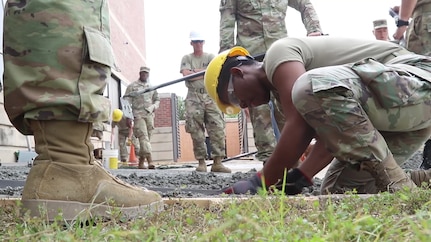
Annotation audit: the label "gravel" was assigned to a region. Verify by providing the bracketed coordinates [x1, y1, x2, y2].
[0, 151, 423, 198]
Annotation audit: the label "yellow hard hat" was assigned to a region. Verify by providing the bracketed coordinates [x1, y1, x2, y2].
[112, 109, 123, 122]
[204, 46, 250, 115]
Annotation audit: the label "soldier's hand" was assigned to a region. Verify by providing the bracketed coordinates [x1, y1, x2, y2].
[146, 105, 156, 113]
[126, 138, 132, 146]
[283, 168, 313, 195]
[223, 172, 263, 195]
[307, 32, 322, 36]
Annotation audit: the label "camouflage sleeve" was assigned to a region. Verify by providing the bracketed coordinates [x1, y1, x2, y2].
[124, 83, 133, 103]
[180, 54, 191, 73]
[288, 0, 322, 34]
[219, 0, 236, 53]
[153, 90, 160, 109]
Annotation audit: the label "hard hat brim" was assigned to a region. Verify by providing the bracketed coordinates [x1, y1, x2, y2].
[204, 47, 250, 115]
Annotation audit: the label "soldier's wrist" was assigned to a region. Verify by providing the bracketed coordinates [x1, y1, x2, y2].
[396, 18, 409, 27]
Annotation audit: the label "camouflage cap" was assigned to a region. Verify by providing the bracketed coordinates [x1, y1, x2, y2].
[373, 19, 387, 29]
[140, 66, 150, 73]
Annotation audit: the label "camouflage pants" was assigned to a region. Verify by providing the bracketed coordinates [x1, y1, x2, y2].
[292, 61, 431, 194]
[133, 115, 154, 157]
[118, 131, 140, 161]
[3, 0, 112, 135]
[249, 104, 277, 161]
[407, 3, 431, 171]
[271, 93, 286, 137]
[91, 121, 106, 140]
[406, 4, 431, 56]
[321, 126, 431, 194]
[185, 97, 226, 160]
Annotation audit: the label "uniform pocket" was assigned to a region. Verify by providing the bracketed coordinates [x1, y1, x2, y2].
[352, 58, 426, 108]
[83, 26, 115, 67]
[185, 118, 194, 133]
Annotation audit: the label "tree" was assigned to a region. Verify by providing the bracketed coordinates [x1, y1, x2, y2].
[177, 96, 185, 120]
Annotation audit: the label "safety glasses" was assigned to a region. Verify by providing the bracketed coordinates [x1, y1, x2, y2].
[227, 74, 240, 106]
[191, 40, 204, 43]
[224, 55, 252, 106]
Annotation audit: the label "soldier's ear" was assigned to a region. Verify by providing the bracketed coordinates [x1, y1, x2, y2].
[230, 66, 243, 78]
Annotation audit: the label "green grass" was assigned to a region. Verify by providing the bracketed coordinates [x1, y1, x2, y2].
[1, 189, 431, 241]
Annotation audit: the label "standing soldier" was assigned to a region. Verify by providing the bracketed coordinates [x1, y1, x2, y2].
[3, 0, 162, 220]
[124, 67, 160, 169]
[180, 31, 231, 173]
[219, 0, 322, 163]
[111, 109, 140, 165]
[372, 19, 390, 41]
[393, 0, 431, 169]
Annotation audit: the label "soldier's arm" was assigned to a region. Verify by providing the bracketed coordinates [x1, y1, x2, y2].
[153, 91, 160, 109]
[180, 55, 202, 81]
[393, 0, 416, 40]
[399, 0, 416, 20]
[289, 0, 322, 36]
[219, 0, 236, 53]
[123, 84, 133, 102]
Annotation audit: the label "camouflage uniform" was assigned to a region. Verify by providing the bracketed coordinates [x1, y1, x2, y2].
[405, 0, 431, 169]
[219, 0, 321, 161]
[180, 53, 227, 161]
[264, 37, 431, 194]
[3, 0, 112, 135]
[92, 121, 106, 140]
[406, 0, 431, 55]
[112, 117, 140, 162]
[124, 77, 159, 159]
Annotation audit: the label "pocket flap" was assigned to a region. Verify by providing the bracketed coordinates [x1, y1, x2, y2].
[351, 58, 389, 84]
[84, 26, 115, 67]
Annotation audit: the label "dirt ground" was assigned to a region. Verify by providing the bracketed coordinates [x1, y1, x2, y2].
[0, 151, 423, 198]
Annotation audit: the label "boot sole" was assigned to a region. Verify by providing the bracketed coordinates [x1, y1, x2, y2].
[22, 199, 164, 221]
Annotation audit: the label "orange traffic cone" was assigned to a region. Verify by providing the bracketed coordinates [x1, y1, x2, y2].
[128, 144, 139, 167]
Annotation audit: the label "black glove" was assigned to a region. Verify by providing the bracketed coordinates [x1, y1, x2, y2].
[223, 172, 263, 195]
[284, 168, 313, 195]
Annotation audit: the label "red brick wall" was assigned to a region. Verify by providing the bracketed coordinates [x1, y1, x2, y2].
[154, 97, 172, 128]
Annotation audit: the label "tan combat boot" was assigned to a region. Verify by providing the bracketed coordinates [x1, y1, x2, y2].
[360, 153, 416, 192]
[409, 169, 431, 188]
[146, 154, 155, 169]
[138, 157, 146, 169]
[211, 156, 231, 173]
[196, 159, 207, 172]
[22, 120, 163, 221]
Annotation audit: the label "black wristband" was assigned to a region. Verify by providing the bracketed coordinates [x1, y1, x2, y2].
[396, 19, 409, 27]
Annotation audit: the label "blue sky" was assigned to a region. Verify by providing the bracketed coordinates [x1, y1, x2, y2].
[144, 0, 401, 98]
